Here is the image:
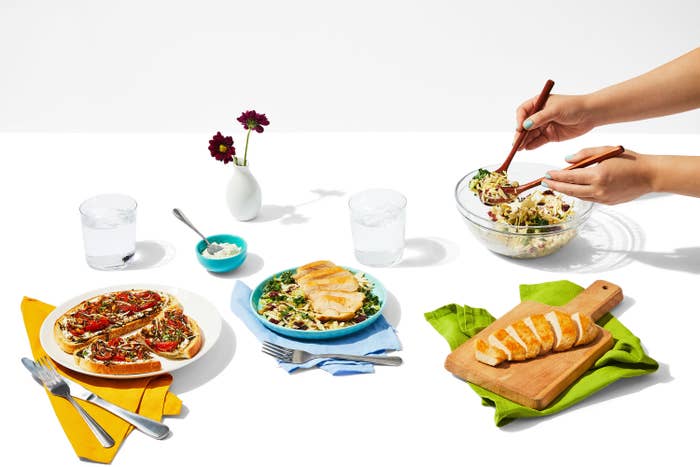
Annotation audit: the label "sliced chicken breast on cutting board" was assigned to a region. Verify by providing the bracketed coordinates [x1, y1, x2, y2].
[545, 310, 578, 352]
[506, 320, 542, 359]
[488, 328, 526, 361]
[524, 314, 555, 353]
[571, 312, 599, 346]
[474, 339, 507, 366]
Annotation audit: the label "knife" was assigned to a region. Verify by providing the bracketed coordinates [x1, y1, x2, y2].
[22, 357, 170, 440]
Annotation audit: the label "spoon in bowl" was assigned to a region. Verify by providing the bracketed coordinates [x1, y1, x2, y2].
[172, 208, 223, 255]
[482, 145, 626, 205]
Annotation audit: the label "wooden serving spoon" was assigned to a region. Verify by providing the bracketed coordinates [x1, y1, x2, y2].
[482, 145, 626, 205]
[493, 79, 555, 174]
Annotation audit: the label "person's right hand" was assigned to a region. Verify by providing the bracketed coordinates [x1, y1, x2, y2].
[543, 146, 655, 205]
[515, 94, 597, 150]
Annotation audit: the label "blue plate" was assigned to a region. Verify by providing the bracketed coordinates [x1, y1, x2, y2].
[249, 266, 386, 340]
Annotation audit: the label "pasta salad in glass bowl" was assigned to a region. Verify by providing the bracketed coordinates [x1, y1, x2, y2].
[455, 162, 593, 259]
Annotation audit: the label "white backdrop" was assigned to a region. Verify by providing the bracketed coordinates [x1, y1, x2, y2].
[1, 0, 699, 133]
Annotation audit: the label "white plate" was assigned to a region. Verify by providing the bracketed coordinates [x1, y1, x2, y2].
[39, 283, 222, 379]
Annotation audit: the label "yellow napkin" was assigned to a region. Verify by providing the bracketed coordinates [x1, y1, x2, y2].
[21, 297, 182, 464]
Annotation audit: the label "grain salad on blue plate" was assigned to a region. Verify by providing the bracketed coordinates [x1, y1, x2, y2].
[258, 260, 381, 331]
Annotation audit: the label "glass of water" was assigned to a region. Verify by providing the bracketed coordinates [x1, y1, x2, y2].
[79, 193, 137, 270]
[349, 189, 406, 267]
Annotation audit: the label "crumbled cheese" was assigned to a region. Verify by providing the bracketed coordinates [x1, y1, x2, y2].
[201, 242, 242, 259]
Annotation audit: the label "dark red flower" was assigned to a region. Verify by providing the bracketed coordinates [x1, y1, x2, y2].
[237, 110, 270, 133]
[208, 131, 236, 164]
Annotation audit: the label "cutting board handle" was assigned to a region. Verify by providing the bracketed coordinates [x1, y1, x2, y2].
[562, 280, 623, 322]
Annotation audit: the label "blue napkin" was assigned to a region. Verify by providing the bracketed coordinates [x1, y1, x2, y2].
[230, 280, 402, 375]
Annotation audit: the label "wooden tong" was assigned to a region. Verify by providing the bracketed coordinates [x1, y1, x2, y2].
[494, 79, 555, 174]
[482, 145, 626, 205]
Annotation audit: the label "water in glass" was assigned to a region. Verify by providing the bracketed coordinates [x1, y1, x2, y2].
[349, 189, 406, 267]
[80, 194, 137, 270]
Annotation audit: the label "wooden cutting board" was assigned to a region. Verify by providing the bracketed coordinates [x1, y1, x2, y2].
[444, 280, 622, 410]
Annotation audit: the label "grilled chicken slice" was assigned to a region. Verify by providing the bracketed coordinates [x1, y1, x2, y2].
[293, 260, 336, 281]
[296, 266, 347, 286]
[571, 312, 598, 346]
[488, 328, 526, 361]
[506, 320, 542, 359]
[308, 291, 365, 321]
[524, 314, 555, 353]
[300, 271, 358, 296]
[474, 339, 507, 366]
[545, 310, 578, 352]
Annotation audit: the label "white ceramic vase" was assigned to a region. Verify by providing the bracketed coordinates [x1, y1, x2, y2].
[226, 164, 262, 221]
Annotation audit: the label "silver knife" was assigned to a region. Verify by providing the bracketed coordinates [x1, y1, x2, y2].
[22, 357, 170, 440]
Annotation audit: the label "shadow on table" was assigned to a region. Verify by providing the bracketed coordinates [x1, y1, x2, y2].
[208, 252, 265, 278]
[251, 189, 346, 225]
[395, 237, 460, 267]
[500, 207, 646, 274]
[503, 205, 700, 275]
[124, 240, 176, 270]
[382, 289, 402, 329]
[170, 320, 236, 394]
[501, 361, 673, 432]
[613, 247, 700, 275]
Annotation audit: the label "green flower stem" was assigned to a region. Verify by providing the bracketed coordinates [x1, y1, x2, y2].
[243, 128, 252, 166]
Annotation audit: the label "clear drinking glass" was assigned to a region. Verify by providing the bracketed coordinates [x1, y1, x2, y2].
[79, 193, 137, 270]
[349, 189, 406, 267]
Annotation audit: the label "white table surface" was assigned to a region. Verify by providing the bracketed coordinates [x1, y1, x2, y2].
[2, 131, 698, 466]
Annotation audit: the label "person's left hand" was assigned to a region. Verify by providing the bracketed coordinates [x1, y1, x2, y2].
[543, 146, 655, 205]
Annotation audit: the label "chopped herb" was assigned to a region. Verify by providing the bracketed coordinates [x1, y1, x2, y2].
[473, 168, 491, 180]
[529, 216, 550, 226]
[279, 271, 295, 284]
[361, 290, 380, 316]
[263, 279, 282, 294]
[292, 295, 307, 306]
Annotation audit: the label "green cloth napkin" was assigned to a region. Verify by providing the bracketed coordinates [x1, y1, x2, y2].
[425, 280, 658, 426]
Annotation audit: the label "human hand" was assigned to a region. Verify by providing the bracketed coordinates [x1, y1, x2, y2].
[542, 146, 655, 205]
[515, 94, 596, 150]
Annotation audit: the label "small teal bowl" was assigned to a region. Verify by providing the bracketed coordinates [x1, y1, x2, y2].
[196, 234, 247, 273]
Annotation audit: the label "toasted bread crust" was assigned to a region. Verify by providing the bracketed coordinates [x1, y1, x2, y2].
[55, 311, 163, 353]
[73, 354, 162, 375]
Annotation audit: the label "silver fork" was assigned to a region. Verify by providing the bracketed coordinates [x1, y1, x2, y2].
[262, 341, 402, 366]
[35, 357, 115, 448]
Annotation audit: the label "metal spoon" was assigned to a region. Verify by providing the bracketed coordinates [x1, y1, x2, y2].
[172, 208, 223, 255]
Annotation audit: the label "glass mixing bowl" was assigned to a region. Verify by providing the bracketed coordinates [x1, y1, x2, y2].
[455, 162, 593, 259]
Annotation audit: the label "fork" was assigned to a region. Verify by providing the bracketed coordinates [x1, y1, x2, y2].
[35, 357, 115, 448]
[262, 341, 403, 366]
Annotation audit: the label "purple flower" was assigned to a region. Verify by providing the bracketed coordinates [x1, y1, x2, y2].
[208, 132, 236, 164]
[237, 110, 270, 133]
